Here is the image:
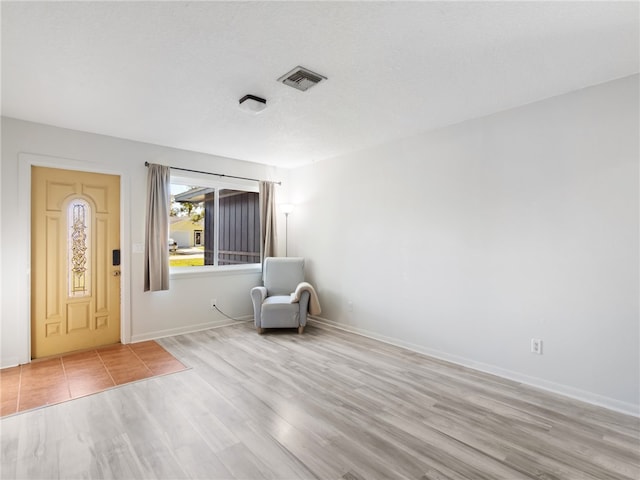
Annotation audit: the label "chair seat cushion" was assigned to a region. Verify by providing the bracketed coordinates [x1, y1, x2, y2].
[263, 295, 293, 305]
[261, 295, 300, 328]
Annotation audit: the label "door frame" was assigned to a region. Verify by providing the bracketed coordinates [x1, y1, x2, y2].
[18, 153, 131, 363]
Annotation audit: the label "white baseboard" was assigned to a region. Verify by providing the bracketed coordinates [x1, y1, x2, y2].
[130, 316, 252, 343]
[309, 316, 639, 418]
[0, 356, 21, 370]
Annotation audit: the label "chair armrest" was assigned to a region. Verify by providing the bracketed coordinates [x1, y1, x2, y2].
[298, 290, 310, 326]
[251, 286, 267, 302]
[250, 286, 267, 327]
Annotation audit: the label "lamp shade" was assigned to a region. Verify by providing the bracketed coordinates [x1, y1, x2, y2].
[281, 203, 294, 215]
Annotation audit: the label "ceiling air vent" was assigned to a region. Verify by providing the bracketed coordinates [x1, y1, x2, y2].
[278, 66, 327, 92]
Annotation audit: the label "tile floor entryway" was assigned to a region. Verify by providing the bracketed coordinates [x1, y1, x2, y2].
[0, 341, 187, 417]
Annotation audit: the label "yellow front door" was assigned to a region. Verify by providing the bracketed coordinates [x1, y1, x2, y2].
[31, 166, 121, 359]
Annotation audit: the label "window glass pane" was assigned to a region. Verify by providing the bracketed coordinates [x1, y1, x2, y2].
[218, 189, 260, 265]
[68, 198, 91, 297]
[170, 184, 208, 267]
[170, 182, 259, 268]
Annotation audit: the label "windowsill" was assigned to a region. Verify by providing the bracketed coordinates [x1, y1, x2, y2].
[170, 263, 261, 280]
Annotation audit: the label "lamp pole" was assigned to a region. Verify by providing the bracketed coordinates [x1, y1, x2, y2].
[284, 212, 290, 257]
[281, 204, 294, 257]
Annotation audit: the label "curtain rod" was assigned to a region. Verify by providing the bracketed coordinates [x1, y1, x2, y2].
[144, 162, 281, 185]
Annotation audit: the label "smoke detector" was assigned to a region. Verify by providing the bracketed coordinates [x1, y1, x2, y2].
[239, 94, 266, 113]
[278, 66, 327, 92]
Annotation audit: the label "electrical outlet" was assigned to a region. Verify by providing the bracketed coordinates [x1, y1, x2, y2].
[347, 301, 353, 312]
[531, 338, 543, 355]
[210, 298, 217, 309]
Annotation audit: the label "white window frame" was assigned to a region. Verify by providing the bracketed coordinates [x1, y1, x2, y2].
[169, 171, 261, 278]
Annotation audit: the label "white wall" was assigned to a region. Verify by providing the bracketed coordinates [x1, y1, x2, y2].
[289, 75, 639, 415]
[1, 118, 286, 366]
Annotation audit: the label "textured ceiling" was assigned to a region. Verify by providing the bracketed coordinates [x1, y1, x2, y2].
[2, 1, 638, 168]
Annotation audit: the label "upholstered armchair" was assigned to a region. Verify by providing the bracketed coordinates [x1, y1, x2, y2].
[251, 257, 310, 334]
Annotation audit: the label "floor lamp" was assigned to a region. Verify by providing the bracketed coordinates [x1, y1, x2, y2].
[281, 204, 294, 256]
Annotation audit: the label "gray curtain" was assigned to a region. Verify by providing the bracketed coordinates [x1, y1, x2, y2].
[144, 163, 171, 291]
[259, 181, 277, 262]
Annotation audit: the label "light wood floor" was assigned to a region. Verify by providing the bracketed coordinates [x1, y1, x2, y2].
[1, 321, 638, 479]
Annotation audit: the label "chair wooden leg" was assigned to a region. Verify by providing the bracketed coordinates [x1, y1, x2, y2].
[298, 326, 304, 334]
[257, 327, 265, 334]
